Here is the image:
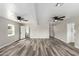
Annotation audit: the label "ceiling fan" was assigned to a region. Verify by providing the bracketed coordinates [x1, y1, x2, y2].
[13, 12, 29, 22]
[52, 16, 65, 22]
[17, 16, 28, 22]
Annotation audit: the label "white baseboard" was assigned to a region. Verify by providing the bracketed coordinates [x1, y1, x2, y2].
[75, 44, 79, 49]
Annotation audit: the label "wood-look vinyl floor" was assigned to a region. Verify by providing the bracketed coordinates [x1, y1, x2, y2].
[0, 38, 79, 56]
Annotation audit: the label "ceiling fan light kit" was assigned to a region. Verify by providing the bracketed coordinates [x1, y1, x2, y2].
[17, 16, 28, 22]
[56, 3, 64, 7]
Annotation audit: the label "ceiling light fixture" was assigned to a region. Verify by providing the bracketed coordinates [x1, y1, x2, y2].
[56, 3, 64, 7]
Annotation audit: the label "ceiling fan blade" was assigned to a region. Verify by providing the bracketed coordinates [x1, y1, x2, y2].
[60, 16, 65, 18]
[22, 20, 28, 21]
[59, 19, 64, 20]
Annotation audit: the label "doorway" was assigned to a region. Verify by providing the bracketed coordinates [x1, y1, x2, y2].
[67, 23, 75, 46]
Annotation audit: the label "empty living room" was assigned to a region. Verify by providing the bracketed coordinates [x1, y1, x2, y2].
[0, 2, 79, 57]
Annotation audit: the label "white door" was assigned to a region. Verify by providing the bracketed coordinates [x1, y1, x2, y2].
[21, 26, 25, 39]
[67, 23, 75, 43]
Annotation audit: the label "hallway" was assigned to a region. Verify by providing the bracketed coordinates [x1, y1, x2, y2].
[0, 38, 79, 56]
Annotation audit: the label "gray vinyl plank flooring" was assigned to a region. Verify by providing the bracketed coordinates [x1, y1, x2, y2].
[0, 38, 79, 56]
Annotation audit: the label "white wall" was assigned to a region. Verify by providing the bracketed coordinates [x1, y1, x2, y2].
[35, 3, 79, 43]
[0, 17, 7, 48]
[8, 19, 19, 43]
[54, 20, 67, 42]
[74, 18, 79, 48]
[30, 25, 49, 38]
[0, 17, 19, 48]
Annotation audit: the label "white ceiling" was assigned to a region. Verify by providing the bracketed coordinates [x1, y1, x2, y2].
[0, 3, 79, 26]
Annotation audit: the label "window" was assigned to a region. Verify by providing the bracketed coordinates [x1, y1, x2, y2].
[8, 24, 15, 37]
